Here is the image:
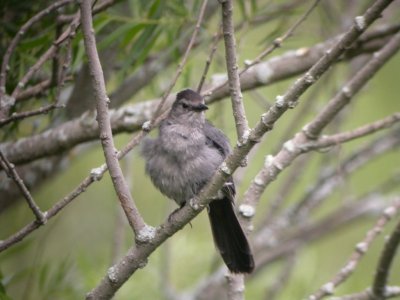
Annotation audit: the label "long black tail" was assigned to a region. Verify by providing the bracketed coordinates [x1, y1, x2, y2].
[208, 198, 254, 273]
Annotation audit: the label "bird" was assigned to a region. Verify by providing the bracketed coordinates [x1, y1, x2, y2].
[141, 88, 254, 273]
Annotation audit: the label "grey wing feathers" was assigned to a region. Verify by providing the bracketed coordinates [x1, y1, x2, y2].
[204, 120, 231, 158]
[204, 121, 236, 199]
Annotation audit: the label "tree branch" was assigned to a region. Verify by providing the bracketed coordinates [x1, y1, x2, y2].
[189, 194, 393, 300]
[197, 29, 220, 93]
[210, 0, 322, 98]
[330, 286, 400, 300]
[79, 0, 145, 235]
[308, 200, 400, 300]
[239, 30, 400, 223]
[304, 31, 400, 139]
[0, 104, 65, 127]
[301, 113, 400, 151]
[372, 213, 400, 298]
[289, 131, 400, 221]
[219, 0, 249, 145]
[0, 150, 46, 224]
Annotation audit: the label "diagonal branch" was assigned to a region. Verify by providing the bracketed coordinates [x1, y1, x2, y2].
[308, 200, 400, 300]
[79, 0, 145, 235]
[372, 213, 400, 298]
[219, 0, 249, 145]
[300, 113, 400, 151]
[255, 0, 395, 138]
[0, 104, 65, 127]
[0, 150, 46, 224]
[239, 29, 400, 223]
[304, 31, 400, 139]
[330, 287, 400, 300]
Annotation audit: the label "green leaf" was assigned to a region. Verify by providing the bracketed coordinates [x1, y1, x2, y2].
[147, 0, 163, 18]
[120, 23, 146, 48]
[237, 0, 249, 21]
[97, 22, 138, 49]
[19, 34, 51, 50]
[93, 14, 114, 34]
[123, 26, 162, 73]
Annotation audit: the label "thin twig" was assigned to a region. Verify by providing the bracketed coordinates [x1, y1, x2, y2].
[197, 29, 221, 93]
[307, 199, 400, 300]
[219, 0, 249, 145]
[290, 131, 400, 222]
[79, 0, 145, 235]
[301, 113, 400, 151]
[149, 0, 209, 125]
[242, 0, 322, 71]
[55, 29, 74, 104]
[0, 104, 65, 127]
[330, 286, 400, 300]
[57, 0, 116, 23]
[0, 150, 46, 224]
[206, 0, 322, 98]
[51, 23, 63, 87]
[372, 213, 400, 298]
[15, 76, 73, 102]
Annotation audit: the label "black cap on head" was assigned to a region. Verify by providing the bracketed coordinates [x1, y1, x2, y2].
[176, 89, 202, 102]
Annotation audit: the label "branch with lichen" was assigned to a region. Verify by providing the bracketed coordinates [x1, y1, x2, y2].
[239, 30, 400, 227]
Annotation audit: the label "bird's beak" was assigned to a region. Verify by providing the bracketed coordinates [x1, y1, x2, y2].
[192, 103, 208, 112]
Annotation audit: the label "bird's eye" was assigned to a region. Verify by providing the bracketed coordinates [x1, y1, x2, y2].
[181, 103, 189, 109]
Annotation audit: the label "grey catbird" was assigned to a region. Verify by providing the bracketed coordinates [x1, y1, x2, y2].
[141, 89, 254, 273]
